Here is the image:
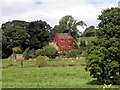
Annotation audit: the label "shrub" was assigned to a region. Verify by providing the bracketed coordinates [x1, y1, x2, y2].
[21, 60, 23, 67]
[59, 51, 67, 58]
[79, 40, 87, 57]
[80, 40, 86, 47]
[60, 49, 81, 58]
[11, 47, 22, 60]
[42, 45, 58, 59]
[12, 47, 22, 54]
[67, 49, 80, 58]
[23, 48, 34, 59]
[79, 47, 87, 57]
[36, 56, 48, 67]
[35, 49, 43, 57]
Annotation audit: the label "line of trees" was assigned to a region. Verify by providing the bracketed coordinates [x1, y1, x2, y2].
[2, 20, 52, 58]
[2, 16, 86, 58]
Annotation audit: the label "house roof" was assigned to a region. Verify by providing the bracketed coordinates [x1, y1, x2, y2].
[59, 33, 70, 39]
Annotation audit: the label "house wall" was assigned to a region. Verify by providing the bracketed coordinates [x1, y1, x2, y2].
[54, 33, 74, 52]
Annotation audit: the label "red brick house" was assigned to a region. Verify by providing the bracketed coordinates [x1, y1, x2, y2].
[54, 32, 74, 52]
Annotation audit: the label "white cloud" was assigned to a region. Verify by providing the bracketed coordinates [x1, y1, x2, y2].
[0, 0, 118, 31]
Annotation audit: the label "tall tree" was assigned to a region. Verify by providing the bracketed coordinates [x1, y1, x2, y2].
[86, 8, 120, 84]
[27, 20, 52, 49]
[52, 15, 87, 41]
[2, 20, 30, 58]
[82, 25, 96, 37]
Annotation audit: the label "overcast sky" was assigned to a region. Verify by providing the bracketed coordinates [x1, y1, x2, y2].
[0, 0, 119, 31]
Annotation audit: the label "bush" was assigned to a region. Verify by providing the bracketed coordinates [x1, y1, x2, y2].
[11, 47, 22, 60]
[59, 51, 67, 58]
[79, 40, 87, 57]
[67, 49, 81, 58]
[12, 47, 22, 54]
[60, 49, 81, 58]
[35, 49, 43, 57]
[36, 56, 48, 67]
[79, 47, 87, 57]
[80, 40, 86, 47]
[42, 45, 58, 59]
[23, 48, 34, 59]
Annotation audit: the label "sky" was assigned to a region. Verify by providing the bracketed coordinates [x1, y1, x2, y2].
[0, 0, 119, 32]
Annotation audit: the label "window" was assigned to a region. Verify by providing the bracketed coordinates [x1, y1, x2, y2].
[68, 40, 71, 43]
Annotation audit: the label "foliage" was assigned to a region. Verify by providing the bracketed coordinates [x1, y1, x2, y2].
[35, 45, 58, 59]
[78, 37, 95, 57]
[103, 84, 112, 89]
[66, 49, 81, 58]
[35, 49, 43, 57]
[23, 48, 34, 59]
[60, 49, 81, 58]
[52, 15, 87, 41]
[42, 45, 58, 59]
[82, 26, 96, 37]
[78, 37, 95, 44]
[2, 20, 52, 58]
[80, 40, 86, 47]
[79, 40, 87, 57]
[12, 47, 22, 54]
[20, 60, 23, 67]
[36, 56, 48, 67]
[27, 20, 52, 49]
[2, 20, 30, 58]
[86, 8, 120, 84]
[73, 40, 79, 49]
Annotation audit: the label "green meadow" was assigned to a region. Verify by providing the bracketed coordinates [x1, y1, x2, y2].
[2, 58, 119, 88]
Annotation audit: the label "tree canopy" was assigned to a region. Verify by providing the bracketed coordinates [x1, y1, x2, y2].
[2, 20, 52, 58]
[27, 20, 52, 49]
[86, 7, 120, 84]
[2, 20, 30, 58]
[52, 15, 87, 41]
[82, 25, 96, 37]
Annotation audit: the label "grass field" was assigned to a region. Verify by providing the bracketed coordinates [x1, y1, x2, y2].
[2, 57, 119, 88]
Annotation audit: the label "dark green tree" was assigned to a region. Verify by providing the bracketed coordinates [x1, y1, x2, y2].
[27, 20, 52, 49]
[82, 25, 96, 37]
[2, 20, 30, 58]
[86, 7, 120, 84]
[2, 20, 52, 58]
